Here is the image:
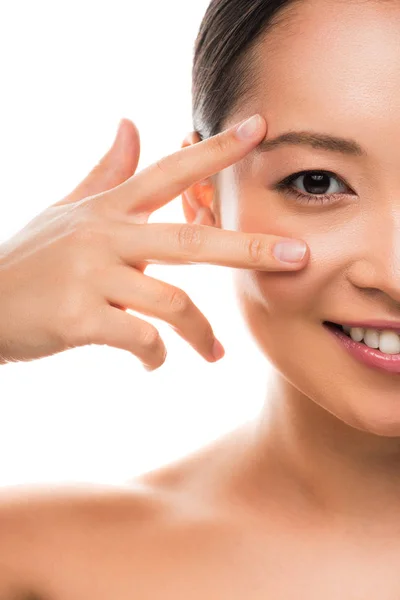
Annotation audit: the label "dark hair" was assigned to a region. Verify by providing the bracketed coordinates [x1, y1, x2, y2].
[192, 0, 301, 141]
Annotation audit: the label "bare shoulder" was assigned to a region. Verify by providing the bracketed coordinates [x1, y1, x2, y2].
[0, 481, 176, 599]
[0, 425, 252, 599]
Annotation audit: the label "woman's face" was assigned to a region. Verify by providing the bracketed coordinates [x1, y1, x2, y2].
[215, 0, 400, 436]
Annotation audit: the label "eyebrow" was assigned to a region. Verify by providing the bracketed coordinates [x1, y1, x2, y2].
[255, 130, 367, 157]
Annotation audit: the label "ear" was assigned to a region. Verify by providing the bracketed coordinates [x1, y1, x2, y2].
[180, 131, 217, 227]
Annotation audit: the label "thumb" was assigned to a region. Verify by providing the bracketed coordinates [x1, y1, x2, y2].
[57, 118, 141, 205]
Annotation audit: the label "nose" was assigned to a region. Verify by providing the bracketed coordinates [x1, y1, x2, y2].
[346, 210, 400, 309]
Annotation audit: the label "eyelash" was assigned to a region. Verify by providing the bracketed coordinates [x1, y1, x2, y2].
[274, 170, 354, 206]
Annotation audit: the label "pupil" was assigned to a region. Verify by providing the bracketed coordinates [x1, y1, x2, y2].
[303, 172, 330, 194]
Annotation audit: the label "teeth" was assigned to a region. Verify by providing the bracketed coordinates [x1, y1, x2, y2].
[343, 325, 400, 354]
[349, 327, 364, 343]
[364, 329, 380, 349]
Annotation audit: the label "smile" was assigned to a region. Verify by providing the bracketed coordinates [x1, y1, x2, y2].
[323, 322, 400, 375]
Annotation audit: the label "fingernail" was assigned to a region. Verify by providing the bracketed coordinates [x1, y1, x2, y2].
[273, 240, 307, 263]
[212, 339, 225, 361]
[235, 115, 263, 140]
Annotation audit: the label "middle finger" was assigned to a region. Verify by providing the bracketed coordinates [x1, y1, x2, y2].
[99, 264, 219, 362]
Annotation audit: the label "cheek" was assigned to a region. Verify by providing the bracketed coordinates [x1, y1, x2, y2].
[231, 182, 368, 323]
[234, 236, 341, 321]
[233, 269, 312, 329]
[233, 232, 357, 357]
[235, 197, 364, 309]
[233, 264, 330, 383]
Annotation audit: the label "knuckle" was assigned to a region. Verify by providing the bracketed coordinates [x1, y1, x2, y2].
[68, 216, 97, 244]
[71, 226, 95, 248]
[176, 224, 202, 255]
[155, 157, 168, 176]
[246, 236, 266, 266]
[66, 222, 111, 278]
[68, 206, 108, 245]
[212, 132, 231, 154]
[139, 325, 162, 351]
[155, 154, 182, 187]
[167, 288, 191, 314]
[84, 194, 113, 217]
[155, 155, 175, 178]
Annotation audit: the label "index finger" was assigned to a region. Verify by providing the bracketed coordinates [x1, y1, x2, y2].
[102, 114, 267, 214]
[113, 221, 309, 272]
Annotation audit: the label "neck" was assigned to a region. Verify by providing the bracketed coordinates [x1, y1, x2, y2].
[243, 374, 400, 520]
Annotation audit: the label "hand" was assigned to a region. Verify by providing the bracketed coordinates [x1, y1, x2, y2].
[0, 115, 309, 371]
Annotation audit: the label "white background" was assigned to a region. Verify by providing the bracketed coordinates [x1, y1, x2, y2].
[0, 1, 271, 487]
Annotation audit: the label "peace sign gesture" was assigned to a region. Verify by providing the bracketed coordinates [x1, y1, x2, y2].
[0, 115, 309, 371]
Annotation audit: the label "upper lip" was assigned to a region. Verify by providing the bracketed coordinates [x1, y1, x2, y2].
[326, 320, 400, 335]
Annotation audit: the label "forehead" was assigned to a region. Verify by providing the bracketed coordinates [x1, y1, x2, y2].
[233, 0, 400, 162]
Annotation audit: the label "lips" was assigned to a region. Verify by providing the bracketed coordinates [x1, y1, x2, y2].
[323, 321, 400, 374]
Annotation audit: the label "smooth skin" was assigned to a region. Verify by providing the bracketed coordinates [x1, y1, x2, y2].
[0, 115, 308, 599]
[0, 114, 307, 371]
[2, 0, 400, 597]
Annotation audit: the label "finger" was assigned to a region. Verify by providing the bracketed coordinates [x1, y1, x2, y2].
[55, 118, 141, 206]
[98, 264, 219, 363]
[99, 114, 267, 215]
[90, 304, 167, 371]
[112, 222, 309, 271]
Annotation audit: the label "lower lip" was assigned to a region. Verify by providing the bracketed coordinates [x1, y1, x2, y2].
[324, 322, 400, 374]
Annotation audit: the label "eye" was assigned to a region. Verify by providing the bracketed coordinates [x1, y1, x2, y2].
[274, 170, 355, 206]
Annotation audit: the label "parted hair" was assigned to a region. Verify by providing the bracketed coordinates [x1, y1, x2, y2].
[192, 0, 301, 140]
